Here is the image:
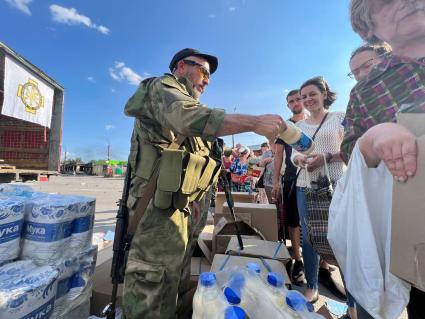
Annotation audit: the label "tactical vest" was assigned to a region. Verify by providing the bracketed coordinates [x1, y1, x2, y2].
[129, 128, 222, 211]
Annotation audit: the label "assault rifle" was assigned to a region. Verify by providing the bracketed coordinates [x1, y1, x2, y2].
[102, 162, 133, 319]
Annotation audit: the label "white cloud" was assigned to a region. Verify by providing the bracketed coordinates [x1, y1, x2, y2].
[5, 0, 32, 15]
[143, 72, 151, 77]
[109, 61, 143, 86]
[110, 88, 116, 93]
[97, 25, 109, 35]
[229, 7, 236, 11]
[208, 14, 216, 18]
[105, 124, 115, 131]
[87, 76, 95, 82]
[49, 4, 110, 35]
[283, 88, 289, 93]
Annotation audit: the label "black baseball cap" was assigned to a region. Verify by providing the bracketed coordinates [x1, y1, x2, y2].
[169, 48, 218, 74]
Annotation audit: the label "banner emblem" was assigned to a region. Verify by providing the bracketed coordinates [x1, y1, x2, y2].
[17, 79, 45, 114]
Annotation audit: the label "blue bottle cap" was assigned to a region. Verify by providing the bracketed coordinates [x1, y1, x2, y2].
[246, 262, 261, 274]
[224, 287, 241, 305]
[267, 272, 284, 288]
[224, 306, 246, 319]
[307, 302, 315, 312]
[286, 290, 307, 311]
[200, 272, 216, 287]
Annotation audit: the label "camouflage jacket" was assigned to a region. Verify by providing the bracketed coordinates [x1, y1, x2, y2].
[124, 73, 225, 206]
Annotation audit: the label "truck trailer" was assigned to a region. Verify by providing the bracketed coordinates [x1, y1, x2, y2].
[0, 42, 64, 182]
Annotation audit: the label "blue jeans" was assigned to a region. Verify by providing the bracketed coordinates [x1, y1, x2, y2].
[296, 187, 320, 289]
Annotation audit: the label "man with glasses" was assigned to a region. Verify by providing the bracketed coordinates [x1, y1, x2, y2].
[348, 42, 392, 81]
[122, 48, 285, 319]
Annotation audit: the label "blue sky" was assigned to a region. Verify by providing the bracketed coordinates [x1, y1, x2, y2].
[0, 0, 363, 161]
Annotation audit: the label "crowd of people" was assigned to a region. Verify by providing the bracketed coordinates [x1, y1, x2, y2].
[120, 0, 425, 318]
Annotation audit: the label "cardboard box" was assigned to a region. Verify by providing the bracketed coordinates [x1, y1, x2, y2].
[225, 237, 291, 265]
[90, 245, 123, 316]
[216, 202, 278, 241]
[210, 254, 291, 287]
[212, 217, 264, 256]
[215, 192, 257, 214]
[199, 224, 214, 251]
[316, 305, 335, 318]
[197, 224, 214, 262]
[391, 113, 425, 291]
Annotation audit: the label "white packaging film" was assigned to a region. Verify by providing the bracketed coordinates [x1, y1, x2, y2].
[52, 245, 97, 318]
[0, 260, 58, 319]
[0, 197, 26, 265]
[20, 194, 78, 265]
[0, 190, 97, 319]
[20, 194, 96, 265]
[70, 196, 96, 252]
[0, 183, 33, 195]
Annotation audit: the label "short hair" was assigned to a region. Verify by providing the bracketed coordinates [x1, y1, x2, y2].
[300, 76, 337, 109]
[286, 89, 299, 101]
[223, 148, 233, 157]
[350, 42, 392, 61]
[260, 142, 269, 148]
[350, 0, 381, 43]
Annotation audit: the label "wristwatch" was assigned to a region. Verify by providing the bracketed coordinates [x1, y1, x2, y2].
[325, 152, 333, 163]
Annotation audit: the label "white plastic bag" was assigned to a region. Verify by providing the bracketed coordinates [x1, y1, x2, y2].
[328, 144, 410, 319]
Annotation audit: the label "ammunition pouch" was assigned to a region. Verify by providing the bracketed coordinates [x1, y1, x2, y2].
[153, 149, 221, 210]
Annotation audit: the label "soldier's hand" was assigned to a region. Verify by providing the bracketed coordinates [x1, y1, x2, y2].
[254, 115, 286, 141]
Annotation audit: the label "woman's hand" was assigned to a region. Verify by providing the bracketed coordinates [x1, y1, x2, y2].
[359, 123, 417, 182]
[294, 155, 308, 168]
[271, 179, 281, 203]
[306, 154, 325, 172]
[260, 157, 273, 166]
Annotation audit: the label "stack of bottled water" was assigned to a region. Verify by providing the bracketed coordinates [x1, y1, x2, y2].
[193, 263, 325, 319]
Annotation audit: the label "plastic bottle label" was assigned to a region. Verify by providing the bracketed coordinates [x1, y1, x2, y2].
[290, 132, 313, 153]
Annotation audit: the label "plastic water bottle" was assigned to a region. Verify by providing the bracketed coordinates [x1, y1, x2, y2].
[223, 306, 247, 319]
[286, 290, 325, 318]
[279, 121, 314, 155]
[264, 272, 295, 318]
[192, 272, 227, 319]
[224, 270, 255, 316]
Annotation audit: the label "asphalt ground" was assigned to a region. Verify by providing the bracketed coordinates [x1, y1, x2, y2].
[25, 175, 408, 318]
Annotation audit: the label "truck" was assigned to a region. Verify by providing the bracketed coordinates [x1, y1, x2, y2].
[0, 41, 64, 182]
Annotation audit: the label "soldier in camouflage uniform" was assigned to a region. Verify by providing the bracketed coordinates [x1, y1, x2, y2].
[122, 48, 285, 319]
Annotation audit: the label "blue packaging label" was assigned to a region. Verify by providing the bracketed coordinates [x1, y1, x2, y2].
[23, 221, 73, 242]
[21, 298, 54, 319]
[290, 132, 313, 153]
[72, 215, 93, 234]
[0, 220, 23, 244]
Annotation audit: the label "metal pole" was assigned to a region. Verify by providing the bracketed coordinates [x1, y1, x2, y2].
[232, 106, 236, 148]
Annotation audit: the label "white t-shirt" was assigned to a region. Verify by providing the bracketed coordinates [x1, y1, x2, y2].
[291, 111, 346, 188]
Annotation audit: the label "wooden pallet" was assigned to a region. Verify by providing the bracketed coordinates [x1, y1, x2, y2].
[0, 164, 16, 170]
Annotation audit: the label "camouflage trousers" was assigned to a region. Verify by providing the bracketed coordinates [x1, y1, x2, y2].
[122, 188, 212, 319]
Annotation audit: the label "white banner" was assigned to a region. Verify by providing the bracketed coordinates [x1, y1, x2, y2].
[2, 55, 54, 128]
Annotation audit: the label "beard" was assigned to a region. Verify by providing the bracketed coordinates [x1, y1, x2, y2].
[292, 107, 303, 115]
[177, 72, 202, 100]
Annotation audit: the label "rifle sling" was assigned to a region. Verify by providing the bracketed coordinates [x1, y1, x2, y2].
[128, 134, 187, 236]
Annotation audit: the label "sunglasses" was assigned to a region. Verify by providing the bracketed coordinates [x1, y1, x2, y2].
[183, 59, 210, 80]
